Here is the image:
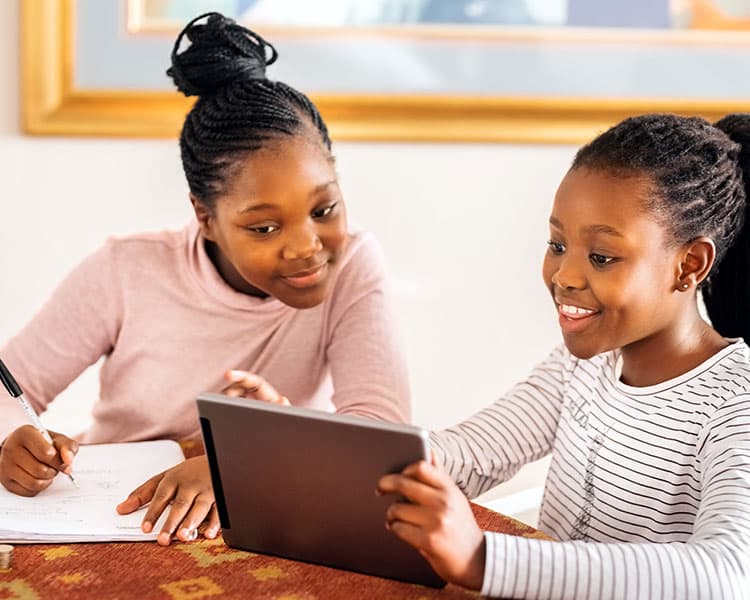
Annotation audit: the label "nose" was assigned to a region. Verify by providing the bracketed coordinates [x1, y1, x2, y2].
[550, 254, 587, 291]
[282, 224, 323, 261]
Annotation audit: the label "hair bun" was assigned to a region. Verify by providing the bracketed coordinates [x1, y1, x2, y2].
[167, 12, 278, 97]
[716, 114, 750, 151]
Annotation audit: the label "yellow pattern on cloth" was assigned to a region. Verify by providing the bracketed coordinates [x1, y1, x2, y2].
[249, 565, 286, 581]
[159, 576, 224, 599]
[175, 538, 254, 568]
[0, 579, 40, 599]
[37, 547, 76, 561]
[57, 573, 86, 584]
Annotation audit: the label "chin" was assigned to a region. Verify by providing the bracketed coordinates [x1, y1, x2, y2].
[280, 290, 327, 310]
[562, 337, 603, 361]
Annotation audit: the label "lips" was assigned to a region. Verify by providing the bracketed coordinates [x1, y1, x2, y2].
[281, 262, 328, 289]
[555, 299, 600, 333]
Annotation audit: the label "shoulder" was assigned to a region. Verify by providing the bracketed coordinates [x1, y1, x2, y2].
[340, 229, 385, 270]
[696, 341, 750, 453]
[696, 340, 750, 407]
[102, 225, 190, 257]
[91, 224, 192, 271]
[330, 230, 387, 290]
[705, 339, 750, 380]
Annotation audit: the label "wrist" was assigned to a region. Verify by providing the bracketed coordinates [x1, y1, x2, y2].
[461, 534, 487, 591]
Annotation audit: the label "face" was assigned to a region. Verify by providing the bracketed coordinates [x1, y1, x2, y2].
[195, 136, 348, 309]
[542, 167, 685, 360]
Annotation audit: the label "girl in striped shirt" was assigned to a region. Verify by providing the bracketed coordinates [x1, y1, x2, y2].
[378, 113, 750, 599]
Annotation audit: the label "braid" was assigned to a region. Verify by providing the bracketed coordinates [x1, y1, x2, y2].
[573, 113, 750, 341]
[169, 13, 331, 207]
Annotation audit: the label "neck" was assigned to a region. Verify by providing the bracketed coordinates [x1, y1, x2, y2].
[619, 309, 728, 387]
[204, 239, 268, 298]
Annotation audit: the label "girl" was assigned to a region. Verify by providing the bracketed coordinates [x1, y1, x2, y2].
[0, 12, 410, 534]
[378, 113, 750, 598]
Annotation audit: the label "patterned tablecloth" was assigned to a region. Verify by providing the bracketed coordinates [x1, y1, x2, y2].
[0, 503, 551, 600]
[0, 440, 552, 599]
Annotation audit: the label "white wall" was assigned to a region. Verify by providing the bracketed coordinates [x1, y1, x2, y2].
[0, 1, 579, 522]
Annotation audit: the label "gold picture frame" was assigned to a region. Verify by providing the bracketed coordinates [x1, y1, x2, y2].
[21, 0, 750, 143]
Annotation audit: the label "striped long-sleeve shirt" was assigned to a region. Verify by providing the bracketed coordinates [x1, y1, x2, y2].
[431, 340, 750, 599]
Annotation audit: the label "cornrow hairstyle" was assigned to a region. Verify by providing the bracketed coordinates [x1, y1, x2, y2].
[571, 113, 750, 342]
[168, 12, 332, 208]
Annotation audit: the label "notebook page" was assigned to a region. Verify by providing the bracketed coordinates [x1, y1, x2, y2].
[0, 440, 185, 542]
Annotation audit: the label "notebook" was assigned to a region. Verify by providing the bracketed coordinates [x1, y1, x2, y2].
[0, 440, 185, 543]
[196, 393, 445, 588]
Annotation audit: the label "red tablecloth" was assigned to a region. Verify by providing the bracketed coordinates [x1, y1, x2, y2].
[0, 503, 550, 599]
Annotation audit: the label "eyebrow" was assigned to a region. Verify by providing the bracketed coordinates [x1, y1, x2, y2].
[548, 217, 623, 238]
[236, 180, 338, 215]
[584, 224, 624, 237]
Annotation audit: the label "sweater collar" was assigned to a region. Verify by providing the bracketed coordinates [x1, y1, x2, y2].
[186, 221, 289, 313]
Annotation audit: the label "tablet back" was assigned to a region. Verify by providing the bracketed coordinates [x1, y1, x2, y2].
[196, 393, 445, 588]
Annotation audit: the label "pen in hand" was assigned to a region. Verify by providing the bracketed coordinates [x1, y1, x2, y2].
[0, 359, 79, 488]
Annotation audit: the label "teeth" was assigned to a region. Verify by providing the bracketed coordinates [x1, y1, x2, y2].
[560, 304, 594, 316]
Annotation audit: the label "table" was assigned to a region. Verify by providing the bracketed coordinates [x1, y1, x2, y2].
[0, 503, 550, 600]
[1, 439, 552, 599]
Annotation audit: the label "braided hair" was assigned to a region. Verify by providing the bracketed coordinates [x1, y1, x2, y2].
[572, 113, 750, 342]
[169, 12, 332, 208]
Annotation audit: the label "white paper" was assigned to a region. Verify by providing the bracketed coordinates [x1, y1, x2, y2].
[0, 440, 185, 543]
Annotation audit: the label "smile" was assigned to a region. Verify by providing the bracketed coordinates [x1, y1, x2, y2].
[557, 303, 599, 333]
[559, 304, 596, 318]
[281, 263, 328, 289]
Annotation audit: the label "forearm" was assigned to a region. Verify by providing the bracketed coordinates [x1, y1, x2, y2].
[482, 533, 750, 600]
[430, 346, 568, 498]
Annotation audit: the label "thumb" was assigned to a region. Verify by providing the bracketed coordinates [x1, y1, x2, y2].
[51, 432, 79, 470]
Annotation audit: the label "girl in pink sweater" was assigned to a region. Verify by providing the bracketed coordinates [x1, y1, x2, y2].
[0, 13, 410, 543]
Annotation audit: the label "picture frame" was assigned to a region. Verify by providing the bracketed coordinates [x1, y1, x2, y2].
[21, 0, 750, 143]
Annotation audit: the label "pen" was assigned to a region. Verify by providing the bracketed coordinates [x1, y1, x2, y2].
[0, 359, 79, 487]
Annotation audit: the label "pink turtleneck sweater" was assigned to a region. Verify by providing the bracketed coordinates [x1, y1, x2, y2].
[0, 223, 410, 443]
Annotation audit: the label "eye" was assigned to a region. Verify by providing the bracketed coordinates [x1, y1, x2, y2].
[312, 202, 338, 219]
[590, 253, 615, 267]
[547, 240, 565, 254]
[247, 224, 279, 235]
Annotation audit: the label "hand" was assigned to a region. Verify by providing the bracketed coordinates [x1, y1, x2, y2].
[377, 459, 486, 590]
[116, 455, 220, 546]
[0, 425, 78, 496]
[221, 370, 290, 406]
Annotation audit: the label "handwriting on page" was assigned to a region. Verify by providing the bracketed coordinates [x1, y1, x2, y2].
[0, 440, 184, 542]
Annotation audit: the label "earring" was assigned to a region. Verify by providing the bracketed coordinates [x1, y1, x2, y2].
[681, 282, 689, 290]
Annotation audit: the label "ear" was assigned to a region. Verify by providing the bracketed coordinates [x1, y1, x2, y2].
[676, 236, 716, 292]
[190, 194, 216, 241]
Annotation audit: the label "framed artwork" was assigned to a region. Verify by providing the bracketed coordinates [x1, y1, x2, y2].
[21, 0, 750, 142]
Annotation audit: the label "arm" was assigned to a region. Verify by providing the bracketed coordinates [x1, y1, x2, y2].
[324, 233, 411, 423]
[0, 240, 121, 440]
[430, 345, 570, 498]
[481, 394, 750, 600]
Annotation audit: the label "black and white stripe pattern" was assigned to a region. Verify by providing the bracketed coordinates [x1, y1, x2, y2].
[431, 341, 750, 599]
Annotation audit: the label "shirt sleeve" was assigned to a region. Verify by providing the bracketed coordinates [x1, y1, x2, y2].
[480, 393, 750, 600]
[324, 233, 411, 424]
[0, 240, 122, 440]
[430, 345, 570, 498]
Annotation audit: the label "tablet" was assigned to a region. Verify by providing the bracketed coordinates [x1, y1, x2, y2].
[196, 393, 445, 588]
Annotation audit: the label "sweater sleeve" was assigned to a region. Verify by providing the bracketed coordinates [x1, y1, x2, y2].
[480, 393, 750, 600]
[0, 240, 121, 440]
[324, 233, 411, 424]
[430, 345, 569, 498]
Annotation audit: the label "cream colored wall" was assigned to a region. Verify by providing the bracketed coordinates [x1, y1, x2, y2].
[0, 1, 580, 524]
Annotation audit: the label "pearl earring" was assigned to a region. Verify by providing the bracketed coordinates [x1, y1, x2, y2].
[681, 282, 689, 290]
